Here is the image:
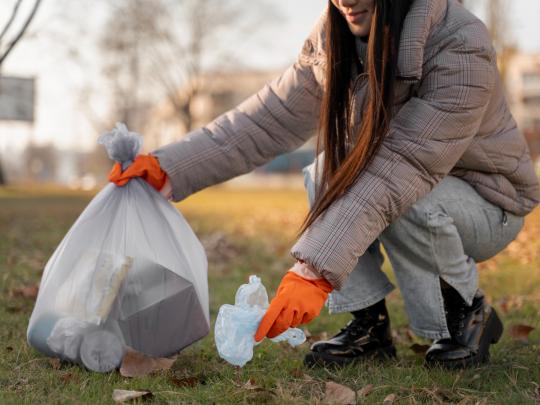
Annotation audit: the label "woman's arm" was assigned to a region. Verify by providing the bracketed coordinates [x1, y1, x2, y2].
[152, 16, 326, 202]
[291, 29, 497, 290]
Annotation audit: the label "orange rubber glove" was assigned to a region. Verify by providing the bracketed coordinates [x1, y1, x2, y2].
[108, 154, 167, 191]
[254, 272, 333, 342]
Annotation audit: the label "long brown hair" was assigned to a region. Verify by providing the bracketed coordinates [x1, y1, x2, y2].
[299, 0, 412, 235]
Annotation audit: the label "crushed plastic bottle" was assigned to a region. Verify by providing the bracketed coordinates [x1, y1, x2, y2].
[214, 275, 306, 367]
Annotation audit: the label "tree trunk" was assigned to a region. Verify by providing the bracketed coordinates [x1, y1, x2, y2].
[0, 160, 5, 185]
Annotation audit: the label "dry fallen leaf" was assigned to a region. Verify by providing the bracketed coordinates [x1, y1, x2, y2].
[357, 384, 374, 398]
[325, 381, 356, 405]
[120, 349, 176, 378]
[170, 376, 199, 388]
[508, 324, 535, 343]
[395, 326, 416, 342]
[409, 344, 430, 355]
[498, 296, 524, 314]
[307, 331, 329, 344]
[112, 389, 152, 403]
[303, 327, 331, 343]
[528, 382, 540, 401]
[6, 305, 23, 313]
[405, 328, 416, 341]
[289, 368, 304, 378]
[49, 358, 61, 370]
[383, 393, 397, 404]
[10, 285, 39, 299]
[59, 372, 78, 384]
[242, 378, 263, 391]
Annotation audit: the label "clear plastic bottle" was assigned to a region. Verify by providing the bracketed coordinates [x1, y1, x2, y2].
[215, 275, 306, 367]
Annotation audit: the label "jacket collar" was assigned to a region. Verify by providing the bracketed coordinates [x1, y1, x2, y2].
[397, 0, 448, 81]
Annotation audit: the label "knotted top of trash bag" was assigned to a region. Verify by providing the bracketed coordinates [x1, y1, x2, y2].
[98, 123, 142, 167]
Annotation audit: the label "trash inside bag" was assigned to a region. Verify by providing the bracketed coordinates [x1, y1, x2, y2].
[27, 123, 209, 372]
[215, 275, 306, 367]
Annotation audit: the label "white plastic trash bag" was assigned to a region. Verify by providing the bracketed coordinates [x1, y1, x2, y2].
[215, 275, 306, 367]
[27, 123, 209, 372]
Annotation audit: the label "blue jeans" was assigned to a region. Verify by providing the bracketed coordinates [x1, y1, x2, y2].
[303, 160, 524, 340]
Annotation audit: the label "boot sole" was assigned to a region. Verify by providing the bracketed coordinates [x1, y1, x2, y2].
[304, 345, 397, 368]
[425, 307, 504, 370]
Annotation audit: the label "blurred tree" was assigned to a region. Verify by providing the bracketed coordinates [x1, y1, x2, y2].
[486, 0, 516, 84]
[98, 0, 276, 137]
[98, 0, 166, 132]
[0, 0, 42, 67]
[0, 0, 43, 185]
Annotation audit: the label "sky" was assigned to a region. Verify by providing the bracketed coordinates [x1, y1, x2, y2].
[1, 0, 540, 154]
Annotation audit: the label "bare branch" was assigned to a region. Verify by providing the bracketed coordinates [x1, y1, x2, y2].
[0, 0, 23, 44]
[0, 0, 43, 67]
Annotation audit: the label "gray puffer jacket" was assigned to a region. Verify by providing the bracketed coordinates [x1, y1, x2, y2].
[153, 0, 540, 289]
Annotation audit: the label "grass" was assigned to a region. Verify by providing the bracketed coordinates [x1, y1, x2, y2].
[0, 185, 539, 404]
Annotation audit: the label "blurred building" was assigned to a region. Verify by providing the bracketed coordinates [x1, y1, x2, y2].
[145, 69, 316, 175]
[507, 53, 540, 161]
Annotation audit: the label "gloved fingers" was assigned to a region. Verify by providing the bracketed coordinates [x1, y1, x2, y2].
[121, 162, 146, 179]
[108, 163, 123, 184]
[267, 308, 295, 339]
[144, 171, 167, 191]
[291, 310, 303, 327]
[300, 309, 319, 325]
[254, 299, 284, 342]
[108, 161, 166, 191]
[133, 155, 167, 190]
[109, 161, 143, 186]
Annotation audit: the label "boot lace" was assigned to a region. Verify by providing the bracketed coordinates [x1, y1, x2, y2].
[340, 314, 384, 339]
[446, 304, 467, 338]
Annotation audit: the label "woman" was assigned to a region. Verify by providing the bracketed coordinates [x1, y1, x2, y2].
[110, 0, 540, 369]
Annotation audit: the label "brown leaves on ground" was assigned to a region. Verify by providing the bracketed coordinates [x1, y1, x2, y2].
[112, 389, 152, 403]
[409, 343, 431, 355]
[303, 328, 328, 344]
[232, 378, 265, 392]
[169, 376, 199, 388]
[58, 372, 79, 385]
[357, 384, 374, 398]
[383, 393, 397, 404]
[528, 382, 540, 402]
[9, 284, 39, 299]
[49, 358, 61, 370]
[392, 326, 417, 345]
[325, 381, 356, 405]
[498, 296, 524, 314]
[508, 324, 535, 343]
[119, 349, 176, 378]
[242, 378, 263, 391]
[289, 368, 305, 379]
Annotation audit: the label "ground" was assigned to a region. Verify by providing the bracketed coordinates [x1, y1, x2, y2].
[0, 186, 539, 404]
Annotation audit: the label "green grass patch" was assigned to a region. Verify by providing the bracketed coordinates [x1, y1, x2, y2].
[0, 186, 539, 404]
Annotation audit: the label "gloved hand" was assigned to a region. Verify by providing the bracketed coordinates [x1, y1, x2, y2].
[108, 154, 168, 192]
[254, 271, 333, 342]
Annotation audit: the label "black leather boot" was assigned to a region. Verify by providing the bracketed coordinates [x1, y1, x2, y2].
[425, 286, 503, 369]
[304, 299, 396, 367]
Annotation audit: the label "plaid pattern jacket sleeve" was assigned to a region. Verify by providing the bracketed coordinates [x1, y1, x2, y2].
[291, 24, 497, 289]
